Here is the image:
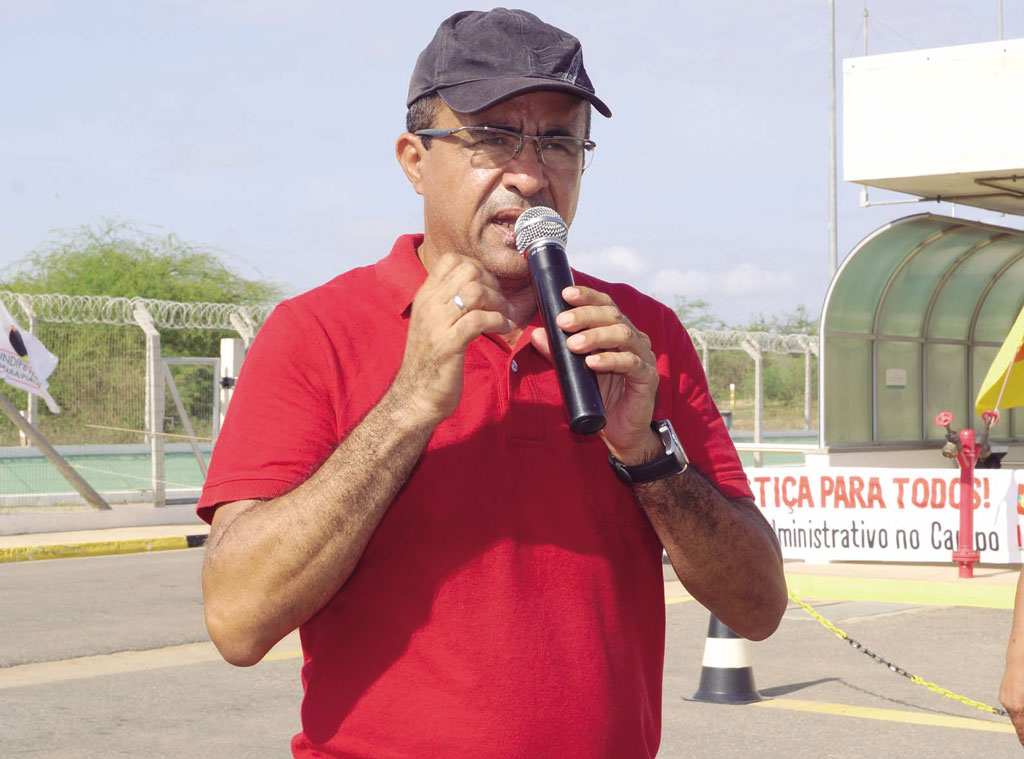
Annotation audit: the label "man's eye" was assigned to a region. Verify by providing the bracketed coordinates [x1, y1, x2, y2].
[542, 139, 575, 154]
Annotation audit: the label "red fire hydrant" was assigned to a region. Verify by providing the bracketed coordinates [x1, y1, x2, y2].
[951, 427, 981, 578]
[935, 411, 998, 578]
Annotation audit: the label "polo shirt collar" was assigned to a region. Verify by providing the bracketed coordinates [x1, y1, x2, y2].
[375, 234, 428, 316]
[374, 234, 545, 352]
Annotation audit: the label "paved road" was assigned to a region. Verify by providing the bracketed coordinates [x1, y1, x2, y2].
[0, 550, 1019, 758]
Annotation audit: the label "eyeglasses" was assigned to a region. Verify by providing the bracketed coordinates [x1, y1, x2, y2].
[414, 126, 596, 172]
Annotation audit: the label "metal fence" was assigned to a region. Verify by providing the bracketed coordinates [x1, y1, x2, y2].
[0, 290, 817, 508]
[0, 291, 271, 508]
[692, 330, 820, 465]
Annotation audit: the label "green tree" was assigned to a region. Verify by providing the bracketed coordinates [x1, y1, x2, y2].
[670, 300, 819, 425]
[1, 219, 285, 357]
[673, 295, 726, 331]
[2, 219, 284, 305]
[0, 220, 286, 444]
[738, 304, 818, 335]
[735, 305, 819, 408]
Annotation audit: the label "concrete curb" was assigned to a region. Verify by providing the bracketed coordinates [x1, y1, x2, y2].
[0, 503, 202, 536]
[0, 533, 208, 564]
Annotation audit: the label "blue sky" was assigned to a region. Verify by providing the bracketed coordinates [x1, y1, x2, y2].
[2, 1, 1022, 325]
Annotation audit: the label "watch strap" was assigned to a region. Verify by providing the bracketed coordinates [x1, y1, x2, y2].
[608, 420, 688, 484]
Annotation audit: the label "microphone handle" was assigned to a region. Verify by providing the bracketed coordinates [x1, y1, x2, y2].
[526, 242, 606, 435]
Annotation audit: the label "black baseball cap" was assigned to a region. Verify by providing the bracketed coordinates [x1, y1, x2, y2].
[407, 8, 612, 118]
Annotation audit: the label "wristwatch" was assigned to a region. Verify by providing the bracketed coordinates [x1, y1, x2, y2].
[608, 419, 689, 484]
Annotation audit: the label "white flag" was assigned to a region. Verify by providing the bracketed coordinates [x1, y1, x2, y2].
[0, 301, 60, 413]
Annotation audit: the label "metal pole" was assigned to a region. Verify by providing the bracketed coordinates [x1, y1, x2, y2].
[25, 313, 38, 435]
[999, 0, 1004, 40]
[15, 296, 39, 444]
[741, 338, 764, 467]
[828, 0, 838, 280]
[754, 351, 763, 467]
[133, 305, 166, 508]
[863, 5, 869, 56]
[163, 363, 208, 479]
[219, 337, 245, 435]
[0, 391, 110, 509]
[804, 347, 812, 431]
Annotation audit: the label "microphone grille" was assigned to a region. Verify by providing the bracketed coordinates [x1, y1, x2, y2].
[514, 206, 568, 253]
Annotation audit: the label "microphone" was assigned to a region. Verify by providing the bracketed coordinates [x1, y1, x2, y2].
[514, 206, 606, 435]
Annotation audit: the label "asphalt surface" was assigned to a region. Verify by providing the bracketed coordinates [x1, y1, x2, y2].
[0, 535, 1020, 757]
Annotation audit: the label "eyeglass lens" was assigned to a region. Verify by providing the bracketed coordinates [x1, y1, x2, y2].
[459, 128, 593, 170]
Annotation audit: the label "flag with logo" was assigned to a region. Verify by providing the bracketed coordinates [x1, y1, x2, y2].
[976, 304, 1024, 416]
[0, 300, 60, 413]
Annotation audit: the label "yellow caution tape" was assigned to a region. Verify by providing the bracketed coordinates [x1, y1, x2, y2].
[788, 589, 1008, 718]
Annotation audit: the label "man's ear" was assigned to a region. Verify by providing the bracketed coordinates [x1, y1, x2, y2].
[396, 133, 426, 196]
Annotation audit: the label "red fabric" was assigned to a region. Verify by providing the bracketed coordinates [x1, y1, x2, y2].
[200, 235, 752, 758]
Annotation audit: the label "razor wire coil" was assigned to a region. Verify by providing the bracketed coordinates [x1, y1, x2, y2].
[690, 330, 818, 355]
[1, 291, 275, 331]
[2, 290, 817, 353]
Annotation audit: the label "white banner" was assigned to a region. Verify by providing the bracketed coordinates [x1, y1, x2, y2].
[751, 467, 1023, 563]
[0, 301, 60, 413]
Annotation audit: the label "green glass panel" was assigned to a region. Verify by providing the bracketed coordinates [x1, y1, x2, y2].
[929, 238, 1024, 340]
[825, 337, 872, 444]
[925, 343, 967, 441]
[826, 216, 957, 335]
[975, 256, 1024, 343]
[878, 226, 990, 338]
[877, 340, 922, 441]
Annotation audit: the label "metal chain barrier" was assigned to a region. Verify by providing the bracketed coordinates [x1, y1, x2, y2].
[788, 589, 1009, 718]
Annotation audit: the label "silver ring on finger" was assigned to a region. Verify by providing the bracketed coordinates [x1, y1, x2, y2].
[452, 293, 467, 314]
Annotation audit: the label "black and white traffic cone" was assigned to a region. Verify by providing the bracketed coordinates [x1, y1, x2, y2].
[686, 615, 765, 705]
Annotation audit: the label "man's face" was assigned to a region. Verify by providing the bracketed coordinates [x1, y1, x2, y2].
[404, 90, 589, 289]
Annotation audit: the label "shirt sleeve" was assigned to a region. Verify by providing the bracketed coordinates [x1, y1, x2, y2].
[658, 308, 754, 501]
[197, 302, 341, 523]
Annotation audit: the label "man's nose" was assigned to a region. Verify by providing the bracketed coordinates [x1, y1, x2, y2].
[502, 140, 549, 196]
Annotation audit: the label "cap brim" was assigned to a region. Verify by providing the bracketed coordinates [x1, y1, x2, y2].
[438, 76, 612, 118]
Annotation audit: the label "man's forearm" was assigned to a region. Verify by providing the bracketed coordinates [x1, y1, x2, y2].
[202, 385, 438, 666]
[1000, 571, 1024, 743]
[202, 252, 521, 667]
[635, 468, 787, 640]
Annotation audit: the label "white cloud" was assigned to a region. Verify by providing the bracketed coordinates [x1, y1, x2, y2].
[575, 245, 651, 280]
[647, 268, 710, 297]
[574, 245, 801, 305]
[719, 262, 800, 296]
[647, 262, 799, 299]
[570, 245, 806, 323]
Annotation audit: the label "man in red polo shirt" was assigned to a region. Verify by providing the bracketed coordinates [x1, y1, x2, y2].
[199, 8, 786, 758]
